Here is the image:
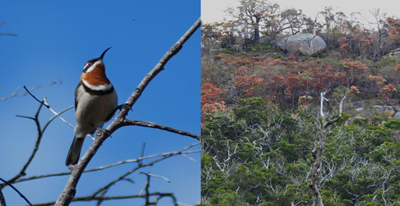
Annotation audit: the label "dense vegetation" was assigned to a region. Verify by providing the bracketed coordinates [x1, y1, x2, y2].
[201, 0, 400, 205]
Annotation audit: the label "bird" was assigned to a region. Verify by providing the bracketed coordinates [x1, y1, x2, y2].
[66, 47, 118, 166]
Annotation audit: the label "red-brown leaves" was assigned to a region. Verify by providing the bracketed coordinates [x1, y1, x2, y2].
[233, 66, 264, 97]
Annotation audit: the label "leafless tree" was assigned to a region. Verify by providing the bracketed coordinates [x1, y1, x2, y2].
[0, 18, 201, 206]
[227, 0, 279, 44]
[309, 92, 346, 206]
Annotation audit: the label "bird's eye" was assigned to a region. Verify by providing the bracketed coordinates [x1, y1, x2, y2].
[84, 62, 93, 69]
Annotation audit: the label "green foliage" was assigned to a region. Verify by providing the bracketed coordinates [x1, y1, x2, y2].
[219, 48, 234, 54]
[374, 56, 397, 69]
[201, 3, 400, 204]
[202, 99, 400, 204]
[271, 54, 283, 59]
[232, 97, 268, 126]
[353, 117, 367, 126]
[383, 119, 400, 129]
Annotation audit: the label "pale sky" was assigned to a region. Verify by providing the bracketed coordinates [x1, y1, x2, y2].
[202, 0, 400, 25]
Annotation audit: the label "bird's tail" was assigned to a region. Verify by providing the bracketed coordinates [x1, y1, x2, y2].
[65, 136, 85, 166]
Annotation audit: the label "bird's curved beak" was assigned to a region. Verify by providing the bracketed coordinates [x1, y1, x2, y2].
[100, 47, 112, 60]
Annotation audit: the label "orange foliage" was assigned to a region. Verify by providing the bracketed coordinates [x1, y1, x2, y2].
[350, 85, 360, 94]
[222, 56, 257, 67]
[308, 67, 346, 90]
[201, 83, 225, 124]
[342, 59, 367, 86]
[380, 83, 397, 100]
[342, 59, 368, 73]
[337, 37, 349, 52]
[202, 101, 226, 114]
[255, 57, 285, 66]
[232, 66, 264, 97]
[389, 27, 399, 41]
[387, 17, 400, 41]
[360, 35, 373, 45]
[298, 95, 312, 109]
[201, 83, 223, 108]
[368, 75, 387, 85]
[272, 75, 284, 81]
[396, 64, 400, 71]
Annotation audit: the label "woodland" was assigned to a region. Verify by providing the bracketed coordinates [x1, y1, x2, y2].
[201, 0, 400, 205]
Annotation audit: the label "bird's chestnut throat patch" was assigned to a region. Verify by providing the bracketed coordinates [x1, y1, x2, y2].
[81, 66, 111, 86]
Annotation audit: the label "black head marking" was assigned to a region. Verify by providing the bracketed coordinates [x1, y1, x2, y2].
[82, 58, 98, 73]
[82, 47, 111, 73]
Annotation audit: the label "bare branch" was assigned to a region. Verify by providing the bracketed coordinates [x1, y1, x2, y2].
[1, 103, 73, 189]
[311, 93, 346, 206]
[0, 33, 17, 36]
[121, 120, 200, 140]
[140, 172, 171, 183]
[13, 143, 199, 184]
[0, 178, 32, 206]
[139, 172, 177, 206]
[117, 18, 202, 118]
[0, 80, 59, 101]
[32, 192, 176, 206]
[23, 86, 77, 133]
[0, 22, 17, 37]
[91, 143, 199, 197]
[0, 189, 5, 206]
[55, 18, 201, 205]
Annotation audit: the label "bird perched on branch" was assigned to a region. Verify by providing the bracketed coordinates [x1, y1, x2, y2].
[66, 47, 118, 166]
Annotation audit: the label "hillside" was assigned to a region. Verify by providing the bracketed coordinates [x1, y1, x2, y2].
[201, 1, 400, 205]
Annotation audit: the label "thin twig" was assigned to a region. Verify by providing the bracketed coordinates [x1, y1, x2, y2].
[23, 86, 76, 130]
[0, 105, 74, 189]
[91, 143, 199, 197]
[0, 80, 59, 101]
[0, 178, 32, 206]
[31, 192, 175, 206]
[139, 172, 176, 206]
[122, 120, 200, 140]
[43, 98, 75, 130]
[140, 142, 146, 166]
[143, 173, 151, 205]
[23, 87, 98, 140]
[55, 18, 201, 205]
[0, 33, 17, 36]
[140, 172, 171, 183]
[116, 18, 202, 119]
[12, 146, 199, 184]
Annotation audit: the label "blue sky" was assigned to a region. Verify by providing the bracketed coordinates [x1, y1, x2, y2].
[0, 1, 200, 205]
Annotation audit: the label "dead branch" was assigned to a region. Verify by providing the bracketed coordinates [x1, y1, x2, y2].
[310, 92, 345, 206]
[121, 120, 200, 140]
[0, 189, 5, 206]
[0, 104, 73, 189]
[12, 146, 199, 184]
[23, 86, 77, 134]
[0, 178, 31, 206]
[140, 172, 177, 206]
[31, 192, 176, 206]
[54, 18, 201, 205]
[0, 80, 59, 101]
[29, 144, 198, 206]
[90, 143, 199, 197]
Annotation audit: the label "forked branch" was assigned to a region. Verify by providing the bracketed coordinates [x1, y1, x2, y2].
[55, 18, 201, 205]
